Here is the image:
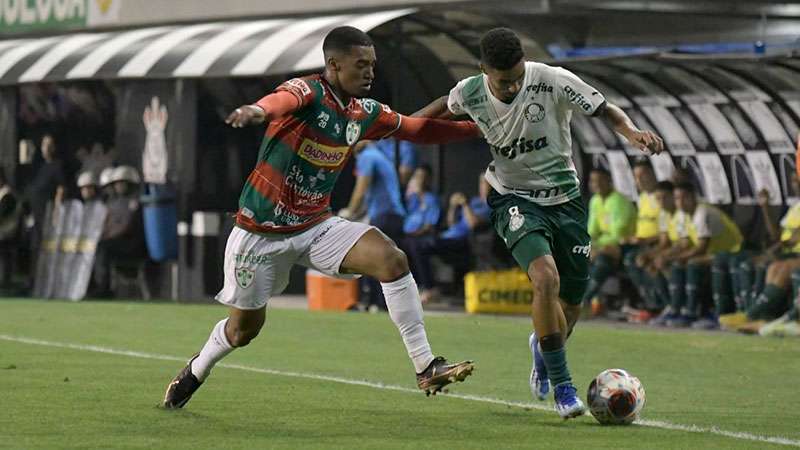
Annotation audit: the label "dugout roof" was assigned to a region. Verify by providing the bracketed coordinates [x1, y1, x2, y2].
[0, 9, 421, 85]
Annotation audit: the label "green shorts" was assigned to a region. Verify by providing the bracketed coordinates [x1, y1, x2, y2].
[487, 190, 590, 305]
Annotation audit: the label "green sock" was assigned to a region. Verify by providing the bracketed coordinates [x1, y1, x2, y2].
[653, 273, 670, 309]
[748, 284, 787, 320]
[711, 255, 735, 315]
[668, 266, 686, 313]
[749, 266, 767, 310]
[541, 347, 572, 387]
[583, 254, 616, 302]
[686, 263, 706, 318]
[791, 270, 800, 302]
[624, 252, 647, 300]
[737, 260, 754, 311]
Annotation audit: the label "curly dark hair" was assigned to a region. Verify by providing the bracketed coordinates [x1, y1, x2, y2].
[480, 28, 524, 70]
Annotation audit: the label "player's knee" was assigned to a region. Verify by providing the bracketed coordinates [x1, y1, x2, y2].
[376, 246, 409, 282]
[228, 325, 261, 347]
[528, 262, 560, 302]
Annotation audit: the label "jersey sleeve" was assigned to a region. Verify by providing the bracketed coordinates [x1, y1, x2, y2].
[272, 77, 317, 110]
[555, 67, 606, 116]
[447, 79, 468, 115]
[362, 102, 402, 140]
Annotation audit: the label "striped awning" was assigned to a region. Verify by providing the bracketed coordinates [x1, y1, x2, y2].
[0, 9, 414, 85]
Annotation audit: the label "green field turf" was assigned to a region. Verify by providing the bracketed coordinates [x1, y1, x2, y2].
[1, 299, 799, 450]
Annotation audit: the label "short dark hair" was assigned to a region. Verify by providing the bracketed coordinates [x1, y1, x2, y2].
[590, 166, 612, 178]
[674, 181, 696, 195]
[417, 163, 433, 175]
[655, 181, 674, 192]
[323, 26, 373, 56]
[480, 28, 523, 70]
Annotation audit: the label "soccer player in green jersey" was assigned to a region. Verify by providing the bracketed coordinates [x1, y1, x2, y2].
[163, 27, 481, 408]
[414, 28, 663, 418]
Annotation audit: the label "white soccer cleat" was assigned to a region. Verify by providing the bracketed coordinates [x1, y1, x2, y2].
[528, 332, 550, 401]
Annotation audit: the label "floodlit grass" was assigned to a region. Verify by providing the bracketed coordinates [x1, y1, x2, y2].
[1, 299, 798, 449]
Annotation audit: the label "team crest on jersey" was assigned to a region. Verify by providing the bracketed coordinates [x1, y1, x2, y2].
[524, 103, 545, 123]
[346, 121, 361, 146]
[508, 206, 525, 232]
[235, 267, 254, 289]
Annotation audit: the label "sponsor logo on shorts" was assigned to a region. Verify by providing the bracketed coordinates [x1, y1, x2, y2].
[572, 243, 591, 257]
[298, 139, 349, 168]
[235, 267, 255, 289]
[310, 222, 336, 246]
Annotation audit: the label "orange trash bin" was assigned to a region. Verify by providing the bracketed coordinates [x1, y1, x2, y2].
[306, 269, 359, 311]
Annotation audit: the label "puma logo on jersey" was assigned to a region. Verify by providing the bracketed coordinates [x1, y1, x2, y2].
[490, 137, 549, 159]
[563, 85, 593, 112]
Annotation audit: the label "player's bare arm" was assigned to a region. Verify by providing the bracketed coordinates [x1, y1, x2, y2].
[599, 103, 664, 155]
[411, 95, 454, 119]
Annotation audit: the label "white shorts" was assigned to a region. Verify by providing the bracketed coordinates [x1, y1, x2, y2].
[215, 217, 374, 310]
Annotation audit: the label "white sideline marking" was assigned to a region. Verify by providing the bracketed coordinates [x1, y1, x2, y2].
[2, 334, 799, 448]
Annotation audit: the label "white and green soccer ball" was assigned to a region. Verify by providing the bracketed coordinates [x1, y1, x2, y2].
[587, 368, 646, 425]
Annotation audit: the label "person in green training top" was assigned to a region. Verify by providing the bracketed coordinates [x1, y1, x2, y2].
[582, 166, 637, 307]
[412, 27, 663, 419]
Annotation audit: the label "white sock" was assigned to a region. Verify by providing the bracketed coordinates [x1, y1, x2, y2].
[381, 273, 435, 373]
[190, 318, 235, 382]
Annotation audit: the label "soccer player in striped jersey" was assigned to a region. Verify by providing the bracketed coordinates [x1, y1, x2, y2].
[413, 28, 663, 419]
[163, 26, 479, 408]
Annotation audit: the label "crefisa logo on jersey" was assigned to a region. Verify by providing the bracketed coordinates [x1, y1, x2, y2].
[524, 103, 545, 123]
[346, 121, 361, 146]
[490, 136, 549, 159]
[525, 83, 553, 95]
[563, 85, 593, 112]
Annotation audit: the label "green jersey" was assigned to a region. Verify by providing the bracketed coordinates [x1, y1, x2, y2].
[447, 62, 606, 206]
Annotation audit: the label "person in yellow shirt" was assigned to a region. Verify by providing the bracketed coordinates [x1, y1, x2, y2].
[622, 161, 662, 317]
[656, 182, 742, 328]
[582, 167, 637, 305]
[721, 180, 800, 331]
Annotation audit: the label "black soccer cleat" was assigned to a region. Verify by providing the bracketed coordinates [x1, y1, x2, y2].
[416, 356, 474, 396]
[162, 355, 203, 409]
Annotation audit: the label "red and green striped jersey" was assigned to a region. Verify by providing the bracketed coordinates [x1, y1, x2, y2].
[236, 75, 402, 234]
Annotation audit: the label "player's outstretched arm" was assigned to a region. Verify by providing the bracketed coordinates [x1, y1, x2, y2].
[600, 103, 664, 155]
[391, 115, 480, 144]
[225, 90, 301, 128]
[412, 96, 454, 120]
